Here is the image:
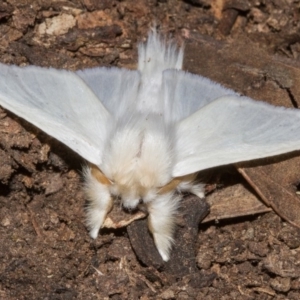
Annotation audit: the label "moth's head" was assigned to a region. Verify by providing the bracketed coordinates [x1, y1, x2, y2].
[101, 117, 174, 210]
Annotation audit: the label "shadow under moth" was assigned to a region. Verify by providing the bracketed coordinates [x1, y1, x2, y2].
[1, 31, 300, 261]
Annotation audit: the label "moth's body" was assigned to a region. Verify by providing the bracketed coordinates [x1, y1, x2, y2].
[83, 36, 205, 260]
[1, 31, 300, 262]
[84, 112, 203, 261]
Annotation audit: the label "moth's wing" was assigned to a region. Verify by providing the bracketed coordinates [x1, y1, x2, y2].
[0, 64, 111, 166]
[77, 67, 141, 117]
[173, 95, 300, 177]
[163, 69, 238, 123]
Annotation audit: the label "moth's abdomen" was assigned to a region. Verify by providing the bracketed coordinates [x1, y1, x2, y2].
[138, 30, 183, 75]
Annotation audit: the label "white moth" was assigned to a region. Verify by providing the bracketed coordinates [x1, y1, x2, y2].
[1, 31, 300, 261]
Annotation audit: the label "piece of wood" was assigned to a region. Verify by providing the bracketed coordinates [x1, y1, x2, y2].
[127, 195, 210, 275]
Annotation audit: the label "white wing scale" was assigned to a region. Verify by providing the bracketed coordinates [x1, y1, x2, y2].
[173, 95, 300, 177]
[0, 64, 111, 166]
[162, 69, 238, 123]
[77, 67, 141, 118]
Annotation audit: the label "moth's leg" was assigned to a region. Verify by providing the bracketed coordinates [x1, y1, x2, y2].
[83, 166, 113, 239]
[178, 181, 205, 199]
[147, 192, 181, 261]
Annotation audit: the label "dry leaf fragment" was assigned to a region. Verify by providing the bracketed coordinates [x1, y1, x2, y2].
[238, 154, 300, 228]
[203, 183, 271, 223]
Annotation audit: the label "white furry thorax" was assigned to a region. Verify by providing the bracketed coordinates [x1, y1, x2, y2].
[100, 113, 175, 209]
